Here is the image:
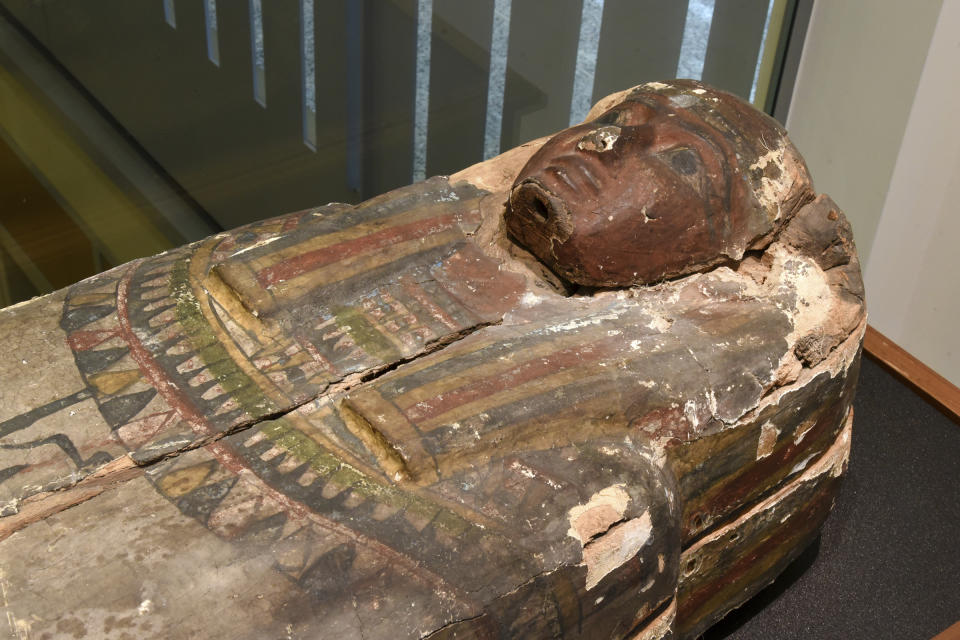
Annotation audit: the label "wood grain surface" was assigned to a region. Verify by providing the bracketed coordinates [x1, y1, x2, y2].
[864, 325, 960, 422]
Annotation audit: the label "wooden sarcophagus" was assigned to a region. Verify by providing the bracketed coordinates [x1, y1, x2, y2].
[0, 80, 864, 639]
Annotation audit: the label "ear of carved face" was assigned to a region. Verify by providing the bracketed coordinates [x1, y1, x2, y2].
[506, 80, 814, 288]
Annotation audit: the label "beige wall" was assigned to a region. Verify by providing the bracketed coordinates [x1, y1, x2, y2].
[787, 0, 960, 386]
[785, 0, 943, 266]
[863, 0, 960, 386]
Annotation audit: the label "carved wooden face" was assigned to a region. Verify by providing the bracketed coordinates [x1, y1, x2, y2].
[506, 81, 809, 287]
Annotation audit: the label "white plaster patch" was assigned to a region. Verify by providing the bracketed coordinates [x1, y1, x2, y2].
[577, 125, 621, 152]
[670, 93, 700, 108]
[567, 484, 630, 543]
[757, 422, 780, 459]
[789, 453, 818, 476]
[582, 512, 653, 590]
[645, 312, 672, 333]
[794, 418, 816, 445]
[683, 399, 700, 428]
[510, 461, 563, 489]
[542, 310, 623, 335]
[748, 140, 791, 220]
[520, 291, 543, 308]
[230, 234, 281, 257]
[771, 247, 833, 348]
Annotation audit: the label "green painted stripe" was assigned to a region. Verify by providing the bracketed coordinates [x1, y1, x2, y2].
[333, 305, 402, 362]
[170, 257, 280, 416]
[170, 255, 473, 535]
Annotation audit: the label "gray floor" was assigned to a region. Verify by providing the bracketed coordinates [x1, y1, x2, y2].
[703, 356, 960, 639]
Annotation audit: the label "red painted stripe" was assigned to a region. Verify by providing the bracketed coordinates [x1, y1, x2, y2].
[257, 213, 463, 287]
[400, 276, 460, 331]
[67, 329, 121, 352]
[299, 337, 337, 374]
[116, 262, 212, 434]
[117, 261, 471, 602]
[404, 337, 616, 423]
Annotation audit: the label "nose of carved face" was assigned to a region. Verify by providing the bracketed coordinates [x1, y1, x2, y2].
[507, 180, 574, 260]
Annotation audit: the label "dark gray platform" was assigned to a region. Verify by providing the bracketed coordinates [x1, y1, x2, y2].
[704, 356, 960, 640]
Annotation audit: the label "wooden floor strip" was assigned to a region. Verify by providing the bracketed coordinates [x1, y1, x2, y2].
[863, 325, 960, 423]
[933, 620, 960, 640]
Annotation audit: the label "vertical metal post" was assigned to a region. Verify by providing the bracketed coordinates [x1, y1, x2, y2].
[412, 0, 433, 183]
[483, 0, 512, 160]
[250, 0, 266, 107]
[204, 0, 220, 66]
[676, 0, 716, 80]
[569, 0, 605, 125]
[301, 0, 317, 151]
[163, 0, 176, 28]
[346, 0, 364, 194]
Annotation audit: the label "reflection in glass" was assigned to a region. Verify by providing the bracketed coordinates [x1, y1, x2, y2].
[300, 0, 316, 151]
[569, 0, 604, 126]
[0, 0, 797, 306]
[163, 0, 175, 29]
[204, 0, 220, 67]
[250, 0, 266, 107]
[677, 0, 716, 81]
[412, 0, 433, 182]
[483, 0, 512, 160]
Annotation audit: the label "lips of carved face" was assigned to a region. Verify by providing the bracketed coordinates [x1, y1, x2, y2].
[506, 96, 737, 287]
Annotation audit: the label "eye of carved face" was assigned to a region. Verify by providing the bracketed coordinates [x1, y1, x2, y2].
[505, 80, 813, 288]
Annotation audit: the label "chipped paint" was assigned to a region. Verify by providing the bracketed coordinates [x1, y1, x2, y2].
[519, 291, 544, 307]
[229, 234, 281, 257]
[756, 422, 779, 459]
[632, 598, 676, 640]
[582, 511, 653, 590]
[567, 484, 630, 543]
[577, 125, 622, 152]
[749, 140, 791, 220]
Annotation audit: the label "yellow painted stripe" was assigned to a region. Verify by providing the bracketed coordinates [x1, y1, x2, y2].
[265, 228, 464, 305]
[392, 328, 612, 410]
[416, 356, 615, 433]
[435, 389, 627, 476]
[346, 387, 438, 484]
[243, 202, 472, 274]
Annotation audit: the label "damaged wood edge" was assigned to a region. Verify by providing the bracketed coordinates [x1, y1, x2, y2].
[676, 413, 852, 621]
[723, 315, 866, 432]
[864, 324, 960, 423]
[0, 455, 141, 542]
[672, 305, 861, 548]
[419, 568, 560, 639]
[627, 597, 676, 640]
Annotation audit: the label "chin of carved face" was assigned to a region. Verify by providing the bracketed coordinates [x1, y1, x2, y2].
[506, 81, 803, 288]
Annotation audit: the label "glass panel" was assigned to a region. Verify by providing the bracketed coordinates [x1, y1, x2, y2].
[0, 0, 797, 306]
